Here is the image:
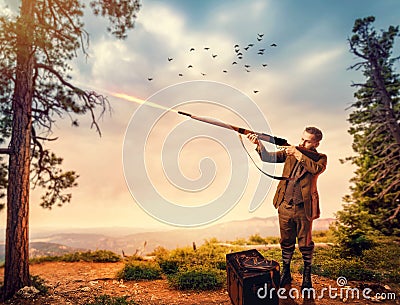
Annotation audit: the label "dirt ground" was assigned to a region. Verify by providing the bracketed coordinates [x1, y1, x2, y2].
[0, 261, 399, 305]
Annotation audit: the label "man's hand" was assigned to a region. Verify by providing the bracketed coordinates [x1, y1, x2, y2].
[285, 145, 302, 160]
[247, 133, 260, 145]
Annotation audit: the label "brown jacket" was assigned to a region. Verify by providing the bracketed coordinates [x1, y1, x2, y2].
[258, 146, 327, 220]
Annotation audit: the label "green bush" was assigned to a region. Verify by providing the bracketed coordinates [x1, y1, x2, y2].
[230, 238, 247, 245]
[84, 294, 138, 305]
[312, 240, 400, 282]
[312, 256, 379, 281]
[148, 246, 169, 258]
[258, 247, 282, 263]
[158, 259, 180, 275]
[154, 240, 241, 274]
[64, 250, 121, 262]
[30, 275, 48, 294]
[312, 229, 336, 243]
[118, 261, 162, 281]
[168, 267, 224, 291]
[30, 250, 121, 264]
[215, 260, 226, 270]
[248, 234, 267, 244]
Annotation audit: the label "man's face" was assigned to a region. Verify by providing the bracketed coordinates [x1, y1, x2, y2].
[299, 131, 319, 150]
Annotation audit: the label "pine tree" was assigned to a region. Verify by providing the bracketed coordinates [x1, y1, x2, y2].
[0, 0, 140, 299]
[336, 16, 400, 252]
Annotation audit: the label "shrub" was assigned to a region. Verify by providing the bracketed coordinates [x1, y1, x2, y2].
[231, 238, 247, 245]
[215, 260, 226, 270]
[312, 229, 336, 243]
[158, 259, 180, 275]
[84, 294, 138, 305]
[148, 246, 169, 259]
[154, 241, 239, 275]
[30, 250, 121, 264]
[248, 234, 267, 244]
[64, 250, 121, 262]
[168, 267, 224, 291]
[30, 275, 48, 294]
[311, 244, 400, 282]
[118, 261, 162, 281]
[258, 248, 282, 262]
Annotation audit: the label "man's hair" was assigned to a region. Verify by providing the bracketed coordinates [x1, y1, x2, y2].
[305, 126, 323, 142]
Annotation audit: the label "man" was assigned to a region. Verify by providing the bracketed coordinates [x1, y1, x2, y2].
[247, 127, 327, 290]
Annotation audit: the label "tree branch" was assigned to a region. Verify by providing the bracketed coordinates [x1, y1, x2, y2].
[0, 148, 11, 154]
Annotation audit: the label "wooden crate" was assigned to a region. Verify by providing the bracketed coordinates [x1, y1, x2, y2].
[226, 249, 280, 305]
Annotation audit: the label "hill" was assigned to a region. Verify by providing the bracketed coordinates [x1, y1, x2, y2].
[0, 216, 335, 260]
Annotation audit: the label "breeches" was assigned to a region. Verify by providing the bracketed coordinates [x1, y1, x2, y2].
[278, 201, 314, 254]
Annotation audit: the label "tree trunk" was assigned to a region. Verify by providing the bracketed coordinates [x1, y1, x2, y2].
[2, 0, 35, 300]
[371, 59, 400, 145]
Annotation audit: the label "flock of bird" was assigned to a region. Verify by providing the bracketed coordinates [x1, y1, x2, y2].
[147, 33, 277, 94]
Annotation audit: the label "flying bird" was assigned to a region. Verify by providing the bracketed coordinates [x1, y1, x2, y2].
[212, 54, 217, 58]
[270, 43, 277, 47]
[178, 73, 183, 77]
[253, 90, 259, 93]
[262, 63, 268, 67]
[244, 46, 250, 51]
[204, 47, 210, 50]
[187, 65, 193, 68]
[257, 37, 263, 41]
[244, 64, 251, 68]
[201, 72, 206, 76]
[232, 61, 237, 65]
[258, 33, 264, 37]
[147, 77, 153, 81]
[168, 57, 173, 61]
[248, 43, 254, 47]
[223, 70, 228, 73]
[234, 44, 239, 48]
[190, 48, 195, 51]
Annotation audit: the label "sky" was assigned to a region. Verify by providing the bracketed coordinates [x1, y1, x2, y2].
[1, 0, 400, 230]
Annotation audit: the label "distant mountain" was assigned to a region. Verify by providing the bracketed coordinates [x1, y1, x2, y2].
[0, 241, 84, 263]
[26, 216, 334, 256]
[0, 217, 335, 261]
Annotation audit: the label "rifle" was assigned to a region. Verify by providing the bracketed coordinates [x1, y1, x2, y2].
[178, 111, 321, 162]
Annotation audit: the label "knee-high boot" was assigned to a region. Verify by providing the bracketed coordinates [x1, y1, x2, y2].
[280, 248, 294, 286]
[300, 249, 313, 289]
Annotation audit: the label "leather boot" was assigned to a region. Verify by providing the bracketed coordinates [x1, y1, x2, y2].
[301, 264, 312, 289]
[280, 263, 292, 286]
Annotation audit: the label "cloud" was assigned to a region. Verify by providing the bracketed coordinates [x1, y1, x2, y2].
[297, 47, 346, 73]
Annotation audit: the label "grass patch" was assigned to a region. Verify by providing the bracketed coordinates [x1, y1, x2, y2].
[117, 261, 162, 281]
[84, 294, 138, 305]
[167, 267, 224, 291]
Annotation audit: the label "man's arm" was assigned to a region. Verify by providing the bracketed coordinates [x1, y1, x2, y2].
[286, 146, 327, 175]
[247, 134, 286, 163]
